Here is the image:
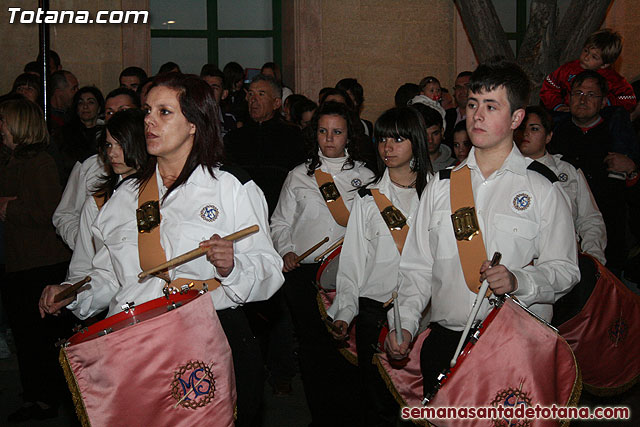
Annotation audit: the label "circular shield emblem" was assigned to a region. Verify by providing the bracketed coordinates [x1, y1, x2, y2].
[490, 386, 532, 427]
[351, 178, 362, 188]
[511, 192, 532, 213]
[200, 205, 219, 222]
[558, 173, 568, 182]
[171, 360, 215, 409]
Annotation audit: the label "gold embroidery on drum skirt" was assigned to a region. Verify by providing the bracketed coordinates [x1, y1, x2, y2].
[490, 383, 533, 427]
[171, 360, 216, 409]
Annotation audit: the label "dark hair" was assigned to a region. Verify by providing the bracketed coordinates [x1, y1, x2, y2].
[23, 61, 41, 76]
[570, 70, 608, 97]
[395, 83, 421, 108]
[523, 105, 553, 134]
[120, 66, 148, 83]
[200, 64, 221, 77]
[373, 107, 432, 197]
[456, 71, 473, 80]
[319, 87, 355, 111]
[419, 76, 440, 92]
[583, 28, 622, 65]
[137, 73, 224, 200]
[335, 78, 364, 109]
[158, 61, 181, 75]
[95, 109, 148, 202]
[410, 103, 443, 128]
[305, 101, 365, 175]
[469, 57, 531, 113]
[452, 120, 468, 134]
[105, 87, 141, 108]
[12, 73, 41, 99]
[291, 99, 317, 127]
[260, 62, 282, 83]
[251, 73, 282, 98]
[72, 86, 105, 118]
[223, 62, 244, 90]
[36, 50, 61, 72]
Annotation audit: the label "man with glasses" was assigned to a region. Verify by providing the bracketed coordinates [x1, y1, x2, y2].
[445, 71, 472, 146]
[550, 70, 639, 276]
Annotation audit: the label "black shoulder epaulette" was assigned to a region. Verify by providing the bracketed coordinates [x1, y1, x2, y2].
[439, 169, 452, 180]
[220, 164, 252, 185]
[358, 187, 372, 198]
[527, 161, 558, 183]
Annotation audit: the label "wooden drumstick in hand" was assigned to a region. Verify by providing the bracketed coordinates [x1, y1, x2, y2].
[294, 237, 329, 264]
[53, 276, 91, 303]
[138, 225, 259, 279]
[314, 237, 344, 262]
[392, 291, 403, 345]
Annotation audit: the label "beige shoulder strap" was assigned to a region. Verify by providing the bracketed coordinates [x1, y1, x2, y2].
[450, 166, 489, 295]
[370, 189, 409, 254]
[314, 169, 350, 227]
[137, 171, 220, 291]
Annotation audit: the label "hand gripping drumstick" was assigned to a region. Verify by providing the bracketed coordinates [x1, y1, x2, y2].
[313, 237, 344, 262]
[449, 252, 502, 368]
[53, 276, 91, 303]
[392, 291, 403, 345]
[294, 237, 330, 264]
[138, 225, 259, 279]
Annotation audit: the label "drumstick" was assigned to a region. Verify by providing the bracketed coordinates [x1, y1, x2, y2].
[53, 276, 91, 303]
[294, 237, 329, 264]
[392, 291, 403, 345]
[313, 237, 344, 262]
[450, 252, 502, 368]
[138, 224, 259, 279]
[382, 295, 395, 308]
[323, 317, 344, 335]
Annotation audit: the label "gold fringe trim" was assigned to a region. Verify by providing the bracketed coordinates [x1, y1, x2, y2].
[59, 348, 91, 427]
[583, 373, 639, 396]
[373, 354, 428, 427]
[315, 291, 358, 366]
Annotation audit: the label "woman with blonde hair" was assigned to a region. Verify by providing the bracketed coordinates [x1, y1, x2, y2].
[0, 98, 72, 422]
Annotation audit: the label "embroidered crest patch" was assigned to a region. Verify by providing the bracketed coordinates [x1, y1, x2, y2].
[490, 384, 533, 427]
[171, 360, 215, 409]
[200, 205, 219, 222]
[608, 317, 628, 346]
[351, 178, 362, 188]
[511, 192, 532, 213]
[558, 173, 568, 182]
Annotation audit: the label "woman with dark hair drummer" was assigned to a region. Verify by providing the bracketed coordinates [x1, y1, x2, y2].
[328, 106, 432, 425]
[40, 73, 284, 427]
[270, 101, 374, 426]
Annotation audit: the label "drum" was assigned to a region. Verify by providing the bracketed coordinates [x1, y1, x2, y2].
[314, 246, 358, 365]
[555, 254, 640, 395]
[60, 291, 236, 427]
[375, 297, 580, 426]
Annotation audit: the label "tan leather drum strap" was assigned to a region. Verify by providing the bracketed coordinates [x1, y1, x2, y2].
[450, 166, 489, 295]
[370, 189, 409, 254]
[314, 169, 350, 227]
[137, 171, 220, 291]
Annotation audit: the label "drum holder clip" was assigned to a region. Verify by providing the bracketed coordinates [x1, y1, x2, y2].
[121, 302, 136, 313]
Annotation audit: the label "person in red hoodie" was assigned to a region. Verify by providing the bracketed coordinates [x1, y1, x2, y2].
[540, 28, 636, 113]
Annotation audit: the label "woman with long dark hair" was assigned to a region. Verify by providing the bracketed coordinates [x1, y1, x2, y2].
[40, 73, 283, 426]
[270, 101, 374, 426]
[329, 106, 433, 425]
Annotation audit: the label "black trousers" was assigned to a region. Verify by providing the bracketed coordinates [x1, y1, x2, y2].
[1, 262, 73, 406]
[355, 297, 400, 426]
[217, 306, 264, 427]
[283, 264, 361, 427]
[420, 323, 464, 400]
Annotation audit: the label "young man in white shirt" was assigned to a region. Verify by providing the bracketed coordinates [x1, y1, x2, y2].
[385, 58, 580, 398]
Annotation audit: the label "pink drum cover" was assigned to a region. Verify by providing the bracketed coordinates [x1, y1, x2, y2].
[377, 299, 580, 426]
[558, 257, 640, 394]
[61, 294, 236, 427]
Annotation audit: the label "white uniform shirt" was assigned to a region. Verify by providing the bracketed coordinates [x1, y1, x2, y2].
[393, 145, 580, 337]
[270, 155, 374, 261]
[52, 155, 106, 249]
[328, 169, 423, 325]
[538, 152, 607, 265]
[69, 165, 284, 318]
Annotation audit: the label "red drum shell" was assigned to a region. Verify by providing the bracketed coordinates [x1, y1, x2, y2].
[67, 290, 200, 345]
[315, 246, 342, 291]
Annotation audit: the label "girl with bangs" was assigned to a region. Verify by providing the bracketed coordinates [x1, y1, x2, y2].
[328, 106, 432, 426]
